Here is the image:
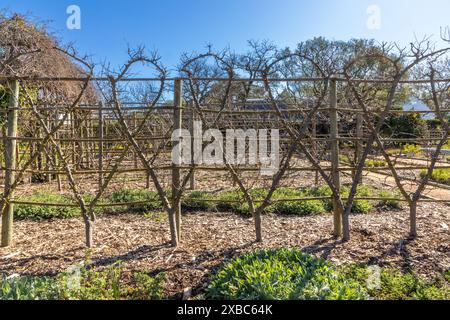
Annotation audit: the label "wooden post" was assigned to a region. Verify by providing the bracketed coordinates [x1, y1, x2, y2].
[98, 102, 104, 189]
[172, 79, 183, 243]
[330, 78, 342, 237]
[133, 112, 138, 169]
[2, 80, 19, 247]
[189, 104, 196, 190]
[53, 112, 62, 191]
[312, 114, 319, 185]
[45, 116, 52, 183]
[355, 113, 363, 184]
[71, 112, 77, 168]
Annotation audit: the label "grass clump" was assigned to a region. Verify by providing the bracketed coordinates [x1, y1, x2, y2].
[14, 191, 81, 220]
[206, 248, 367, 300]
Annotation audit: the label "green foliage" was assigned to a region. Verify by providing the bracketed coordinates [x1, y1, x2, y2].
[377, 190, 403, 209]
[14, 191, 81, 220]
[11, 185, 403, 221]
[128, 272, 166, 300]
[341, 185, 373, 214]
[57, 262, 124, 300]
[217, 190, 248, 214]
[402, 144, 421, 156]
[0, 275, 60, 300]
[421, 168, 450, 185]
[0, 262, 166, 300]
[386, 148, 402, 155]
[275, 200, 325, 216]
[206, 249, 368, 300]
[108, 189, 163, 213]
[340, 265, 450, 300]
[182, 191, 216, 212]
[216, 189, 273, 216]
[217, 188, 327, 216]
[365, 159, 387, 168]
[273, 188, 325, 216]
[214, 185, 399, 216]
[384, 113, 426, 141]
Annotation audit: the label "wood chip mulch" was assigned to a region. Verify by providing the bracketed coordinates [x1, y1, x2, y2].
[0, 203, 449, 298]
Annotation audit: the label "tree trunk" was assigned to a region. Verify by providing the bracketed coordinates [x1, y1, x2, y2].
[409, 201, 417, 238]
[342, 207, 350, 242]
[168, 208, 178, 247]
[254, 211, 263, 242]
[84, 217, 94, 248]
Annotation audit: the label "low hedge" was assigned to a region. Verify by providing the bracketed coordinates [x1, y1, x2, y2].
[14, 191, 80, 220]
[11, 185, 404, 220]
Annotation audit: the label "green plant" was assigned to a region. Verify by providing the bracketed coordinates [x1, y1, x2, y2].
[384, 112, 426, 141]
[206, 249, 367, 300]
[182, 191, 216, 212]
[273, 188, 326, 216]
[402, 144, 421, 156]
[365, 159, 387, 168]
[1, 262, 166, 300]
[14, 191, 81, 220]
[340, 265, 450, 300]
[377, 190, 403, 209]
[275, 200, 325, 216]
[0, 275, 60, 300]
[216, 189, 273, 216]
[129, 272, 166, 300]
[216, 188, 327, 216]
[341, 185, 373, 214]
[108, 189, 163, 213]
[57, 262, 124, 300]
[421, 168, 450, 185]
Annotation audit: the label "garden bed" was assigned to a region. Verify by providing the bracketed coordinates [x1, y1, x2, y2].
[0, 202, 448, 298]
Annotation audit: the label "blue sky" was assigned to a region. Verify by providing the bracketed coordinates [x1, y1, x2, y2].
[2, 0, 450, 74]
